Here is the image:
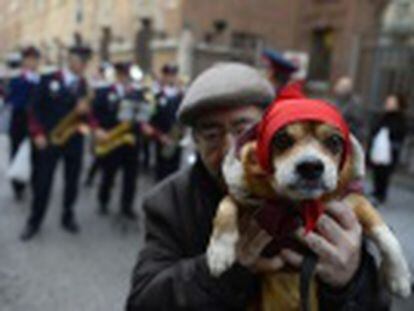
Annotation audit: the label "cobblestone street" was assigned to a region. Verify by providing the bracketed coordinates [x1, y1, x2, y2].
[0, 136, 413, 310]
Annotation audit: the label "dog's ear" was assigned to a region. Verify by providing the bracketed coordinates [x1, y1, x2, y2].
[349, 134, 366, 179]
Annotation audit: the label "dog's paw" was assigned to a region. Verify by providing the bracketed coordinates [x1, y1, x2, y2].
[382, 260, 412, 298]
[207, 232, 238, 277]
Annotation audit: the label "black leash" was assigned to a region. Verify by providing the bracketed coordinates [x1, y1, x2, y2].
[300, 252, 318, 311]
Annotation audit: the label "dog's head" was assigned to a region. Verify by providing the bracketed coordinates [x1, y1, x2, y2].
[269, 121, 359, 200]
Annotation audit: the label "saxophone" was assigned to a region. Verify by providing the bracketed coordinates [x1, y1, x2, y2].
[94, 122, 136, 157]
[50, 110, 84, 146]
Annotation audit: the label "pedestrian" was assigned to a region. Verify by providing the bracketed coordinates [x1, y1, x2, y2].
[21, 46, 92, 241]
[151, 64, 184, 182]
[125, 62, 384, 310]
[333, 76, 367, 144]
[368, 93, 408, 205]
[6, 46, 41, 201]
[91, 61, 141, 219]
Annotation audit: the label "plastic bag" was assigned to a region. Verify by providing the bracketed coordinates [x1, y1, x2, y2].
[7, 139, 32, 183]
[370, 127, 392, 165]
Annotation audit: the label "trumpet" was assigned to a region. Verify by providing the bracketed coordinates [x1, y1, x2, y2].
[94, 122, 136, 157]
[50, 110, 85, 146]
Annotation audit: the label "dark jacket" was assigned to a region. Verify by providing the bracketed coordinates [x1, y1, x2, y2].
[92, 83, 146, 131]
[28, 70, 88, 136]
[368, 111, 407, 167]
[151, 84, 183, 134]
[126, 159, 385, 311]
[6, 73, 39, 111]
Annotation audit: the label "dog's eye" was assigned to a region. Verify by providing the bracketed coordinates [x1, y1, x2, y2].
[324, 134, 344, 154]
[273, 132, 294, 152]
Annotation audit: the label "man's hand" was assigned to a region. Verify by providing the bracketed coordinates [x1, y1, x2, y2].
[75, 99, 90, 115]
[236, 218, 284, 274]
[34, 135, 48, 150]
[281, 201, 362, 288]
[94, 128, 109, 143]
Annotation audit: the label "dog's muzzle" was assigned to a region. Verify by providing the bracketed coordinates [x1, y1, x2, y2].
[296, 159, 325, 181]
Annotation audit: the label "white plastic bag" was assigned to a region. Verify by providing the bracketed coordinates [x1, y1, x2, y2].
[370, 127, 392, 165]
[7, 139, 32, 183]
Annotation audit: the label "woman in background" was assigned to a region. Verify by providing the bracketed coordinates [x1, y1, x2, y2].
[369, 94, 408, 205]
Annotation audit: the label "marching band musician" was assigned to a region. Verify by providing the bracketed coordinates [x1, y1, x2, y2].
[6, 46, 41, 201]
[151, 64, 184, 182]
[92, 62, 143, 220]
[20, 46, 93, 241]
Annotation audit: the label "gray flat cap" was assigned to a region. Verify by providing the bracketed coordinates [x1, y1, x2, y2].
[177, 62, 275, 125]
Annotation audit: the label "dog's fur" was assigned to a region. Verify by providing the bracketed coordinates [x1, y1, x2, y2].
[207, 121, 411, 301]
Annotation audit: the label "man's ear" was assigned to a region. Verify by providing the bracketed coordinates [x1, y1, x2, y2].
[349, 134, 366, 179]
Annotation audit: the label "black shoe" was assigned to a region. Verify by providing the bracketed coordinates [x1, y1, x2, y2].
[62, 219, 80, 234]
[20, 225, 39, 242]
[120, 209, 137, 220]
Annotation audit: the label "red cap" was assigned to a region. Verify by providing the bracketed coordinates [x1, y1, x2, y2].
[256, 97, 351, 173]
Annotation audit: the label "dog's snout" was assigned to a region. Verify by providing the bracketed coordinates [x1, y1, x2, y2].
[296, 160, 324, 180]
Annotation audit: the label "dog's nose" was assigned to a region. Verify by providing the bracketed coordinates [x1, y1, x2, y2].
[296, 160, 325, 180]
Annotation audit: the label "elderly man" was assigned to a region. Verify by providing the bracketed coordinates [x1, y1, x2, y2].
[126, 63, 383, 310]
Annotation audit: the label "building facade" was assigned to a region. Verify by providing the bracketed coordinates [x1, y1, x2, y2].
[0, 0, 388, 82]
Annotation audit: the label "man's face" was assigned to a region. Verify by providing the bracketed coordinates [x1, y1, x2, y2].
[23, 56, 40, 71]
[68, 55, 87, 76]
[193, 105, 263, 180]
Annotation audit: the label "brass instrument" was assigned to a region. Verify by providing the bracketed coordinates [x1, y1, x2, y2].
[94, 122, 136, 157]
[50, 110, 84, 146]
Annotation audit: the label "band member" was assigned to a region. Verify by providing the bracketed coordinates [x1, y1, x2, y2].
[261, 48, 298, 93]
[92, 62, 143, 219]
[21, 46, 92, 241]
[151, 64, 184, 182]
[6, 46, 41, 201]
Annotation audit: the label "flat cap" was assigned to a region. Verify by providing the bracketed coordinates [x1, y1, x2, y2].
[178, 62, 274, 125]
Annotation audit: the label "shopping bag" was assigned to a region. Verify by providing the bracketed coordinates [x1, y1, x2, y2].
[7, 139, 32, 183]
[370, 127, 392, 165]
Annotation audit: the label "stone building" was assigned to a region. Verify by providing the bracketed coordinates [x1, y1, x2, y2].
[0, 0, 388, 82]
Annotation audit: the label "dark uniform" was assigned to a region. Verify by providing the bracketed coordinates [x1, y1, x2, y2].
[151, 73, 183, 182]
[22, 47, 91, 241]
[93, 76, 146, 218]
[6, 47, 41, 200]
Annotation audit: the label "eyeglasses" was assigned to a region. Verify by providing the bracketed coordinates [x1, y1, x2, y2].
[195, 119, 257, 147]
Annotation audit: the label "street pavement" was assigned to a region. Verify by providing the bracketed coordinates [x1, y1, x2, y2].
[0, 135, 413, 310]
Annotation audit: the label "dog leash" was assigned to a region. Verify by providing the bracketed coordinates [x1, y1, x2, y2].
[300, 251, 318, 311]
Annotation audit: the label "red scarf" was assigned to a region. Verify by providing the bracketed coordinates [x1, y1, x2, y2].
[255, 95, 351, 233]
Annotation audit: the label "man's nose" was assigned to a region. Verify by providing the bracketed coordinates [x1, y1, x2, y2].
[296, 159, 325, 180]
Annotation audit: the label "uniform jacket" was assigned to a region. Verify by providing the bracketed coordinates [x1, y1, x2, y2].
[151, 83, 183, 133]
[92, 82, 146, 131]
[126, 159, 386, 311]
[28, 69, 88, 137]
[6, 70, 40, 111]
